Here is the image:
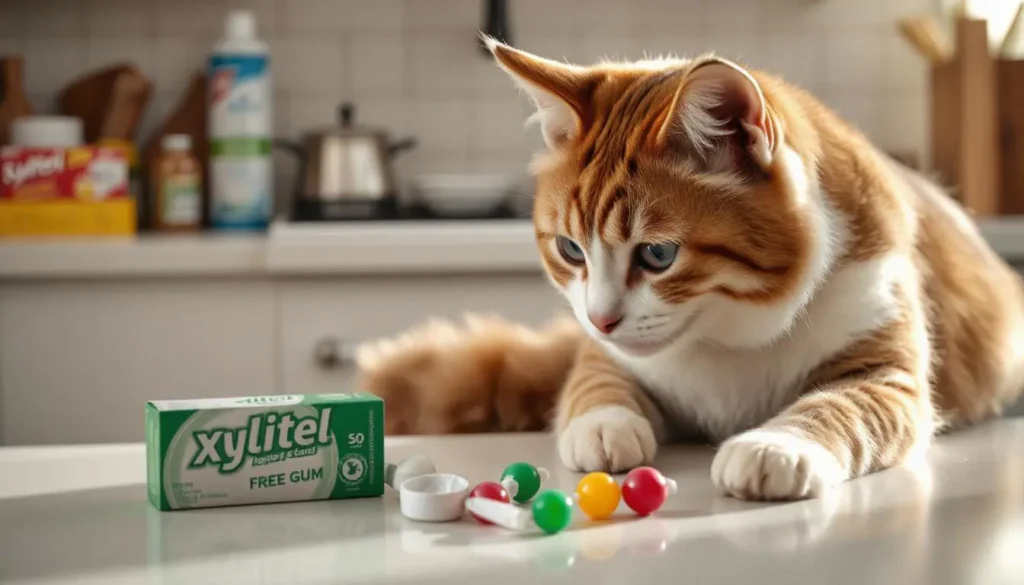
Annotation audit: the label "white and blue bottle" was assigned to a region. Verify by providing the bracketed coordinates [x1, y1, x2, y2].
[208, 10, 272, 230]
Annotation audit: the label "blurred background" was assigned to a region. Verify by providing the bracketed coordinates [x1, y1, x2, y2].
[0, 0, 1023, 445]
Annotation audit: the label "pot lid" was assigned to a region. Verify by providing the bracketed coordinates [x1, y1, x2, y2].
[305, 102, 391, 140]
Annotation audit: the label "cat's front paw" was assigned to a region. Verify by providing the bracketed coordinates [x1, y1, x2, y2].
[558, 406, 657, 472]
[711, 429, 847, 501]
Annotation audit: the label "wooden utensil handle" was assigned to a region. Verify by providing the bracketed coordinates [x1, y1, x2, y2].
[0, 57, 26, 100]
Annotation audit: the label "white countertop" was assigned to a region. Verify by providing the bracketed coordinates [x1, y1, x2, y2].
[2, 216, 1024, 280]
[2, 422, 1024, 584]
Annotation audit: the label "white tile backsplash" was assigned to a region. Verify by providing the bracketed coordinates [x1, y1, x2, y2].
[282, 0, 350, 33]
[634, 34, 711, 60]
[761, 33, 825, 93]
[824, 30, 926, 92]
[272, 37, 348, 93]
[154, 0, 228, 36]
[581, 36, 641, 63]
[23, 0, 85, 36]
[22, 37, 88, 97]
[86, 0, 154, 36]
[511, 0, 587, 35]
[754, 0, 825, 35]
[409, 98, 473, 154]
[407, 33, 478, 96]
[402, 151, 474, 179]
[4, 0, 933, 186]
[470, 153, 534, 175]
[574, 0, 638, 32]
[0, 37, 25, 59]
[811, 0, 936, 29]
[85, 37, 157, 78]
[404, 0, 481, 31]
[710, 34, 768, 67]
[873, 92, 928, 156]
[471, 98, 535, 154]
[824, 32, 870, 88]
[633, 0, 709, 34]
[824, 91, 879, 135]
[286, 95, 346, 136]
[347, 98, 412, 137]
[0, 4, 25, 38]
[510, 34, 596, 67]
[154, 37, 213, 94]
[705, 0, 764, 33]
[336, 0, 405, 31]
[350, 36, 407, 93]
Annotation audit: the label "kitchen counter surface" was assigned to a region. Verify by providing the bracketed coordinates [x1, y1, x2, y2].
[4, 216, 1024, 279]
[0, 220, 541, 279]
[2, 421, 1024, 584]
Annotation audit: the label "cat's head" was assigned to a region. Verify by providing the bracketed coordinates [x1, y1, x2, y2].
[486, 38, 835, 357]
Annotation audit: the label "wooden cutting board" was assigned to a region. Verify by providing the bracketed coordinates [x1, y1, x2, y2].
[57, 63, 152, 143]
[999, 60, 1024, 214]
[0, 56, 33, 145]
[929, 17, 1001, 216]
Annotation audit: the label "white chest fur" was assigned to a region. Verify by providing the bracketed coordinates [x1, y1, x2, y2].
[609, 255, 907, 442]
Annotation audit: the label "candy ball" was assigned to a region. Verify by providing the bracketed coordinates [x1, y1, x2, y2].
[468, 481, 510, 524]
[501, 462, 543, 503]
[575, 472, 621, 520]
[531, 489, 574, 534]
[621, 467, 673, 516]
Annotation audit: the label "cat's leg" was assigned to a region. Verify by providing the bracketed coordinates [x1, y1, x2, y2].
[557, 338, 667, 472]
[712, 310, 933, 501]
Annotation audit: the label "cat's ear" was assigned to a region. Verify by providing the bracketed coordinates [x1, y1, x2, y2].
[484, 36, 596, 150]
[656, 57, 779, 173]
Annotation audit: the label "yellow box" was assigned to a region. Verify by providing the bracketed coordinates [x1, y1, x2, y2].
[0, 199, 136, 237]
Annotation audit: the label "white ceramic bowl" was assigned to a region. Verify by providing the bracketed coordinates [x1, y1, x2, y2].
[398, 473, 470, 522]
[411, 174, 519, 217]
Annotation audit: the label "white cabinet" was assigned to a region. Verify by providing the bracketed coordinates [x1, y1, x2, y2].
[278, 274, 562, 395]
[0, 272, 560, 444]
[0, 280, 276, 445]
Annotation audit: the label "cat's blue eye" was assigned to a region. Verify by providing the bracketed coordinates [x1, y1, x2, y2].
[556, 236, 586, 265]
[636, 243, 679, 272]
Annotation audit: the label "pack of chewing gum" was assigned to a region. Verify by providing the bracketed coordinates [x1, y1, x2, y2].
[145, 393, 383, 511]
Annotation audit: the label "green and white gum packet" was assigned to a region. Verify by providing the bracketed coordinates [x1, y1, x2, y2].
[145, 393, 383, 511]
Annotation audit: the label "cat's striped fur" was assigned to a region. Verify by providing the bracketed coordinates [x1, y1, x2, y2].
[356, 39, 1024, 500]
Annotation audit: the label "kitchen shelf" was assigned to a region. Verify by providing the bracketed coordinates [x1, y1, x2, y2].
[0, 219, 541, 279]
[0, 233, 265, 279]
[264, 219, 540, 275]
[2, 217, 1024, 280]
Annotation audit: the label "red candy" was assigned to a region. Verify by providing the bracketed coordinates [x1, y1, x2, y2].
[621, 467, 672, 516]
[468, 481, 511, 524]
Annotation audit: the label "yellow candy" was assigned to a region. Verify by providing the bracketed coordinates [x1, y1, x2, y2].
[575, 472, 621, 520]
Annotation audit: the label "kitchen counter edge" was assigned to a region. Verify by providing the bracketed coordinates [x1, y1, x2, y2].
[0, 220, 542, 279]
[3, 217, 1024, 279]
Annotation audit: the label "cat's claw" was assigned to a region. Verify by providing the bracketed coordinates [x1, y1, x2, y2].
[558, 406, 657, 473]
[711, 429, 847, 501]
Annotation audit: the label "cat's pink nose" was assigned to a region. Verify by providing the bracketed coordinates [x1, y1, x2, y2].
[588, 312, 623, 334]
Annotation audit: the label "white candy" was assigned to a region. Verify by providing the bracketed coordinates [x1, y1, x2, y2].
[385, 454, 437, 490]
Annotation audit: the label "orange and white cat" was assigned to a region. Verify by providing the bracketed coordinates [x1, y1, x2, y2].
[356, 38, 1024, 501]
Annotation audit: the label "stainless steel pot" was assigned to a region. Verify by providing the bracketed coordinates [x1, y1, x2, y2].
[277, 102, 416, 220]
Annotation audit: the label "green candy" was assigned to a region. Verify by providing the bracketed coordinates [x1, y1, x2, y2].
[531, 490, 573, 535]
[501, 461, 542, 503]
